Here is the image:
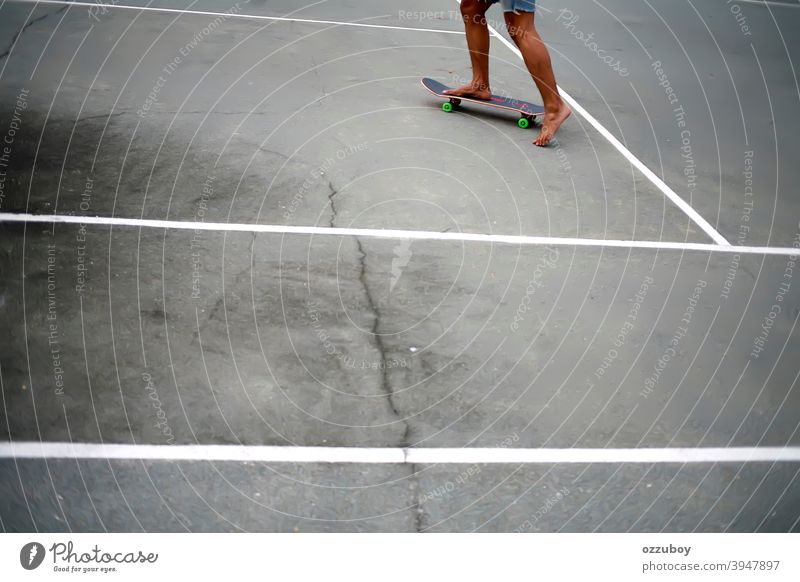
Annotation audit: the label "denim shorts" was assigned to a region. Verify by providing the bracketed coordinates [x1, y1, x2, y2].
[487, 0, 536, 13]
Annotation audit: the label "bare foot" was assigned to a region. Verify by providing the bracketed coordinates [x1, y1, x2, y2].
[443, 82, 491, 101]
[534, 103, 571, 147]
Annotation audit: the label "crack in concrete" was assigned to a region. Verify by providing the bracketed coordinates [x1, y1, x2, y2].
[0, 6, 68, 62]
[237, 231, 257, 286]
[327, 181, 338, 228]
[204, 232, 256, 324]
[76, 112, 125, 124]
[309, 55, 328, 98]
[356, 241, 424, 531]
[355, 238, 410, 439]
[410, 462, 424, 532]
[257, 146, 290, 160]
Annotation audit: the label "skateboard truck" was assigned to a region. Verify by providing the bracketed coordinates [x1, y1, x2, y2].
[442, 98, 460, 112]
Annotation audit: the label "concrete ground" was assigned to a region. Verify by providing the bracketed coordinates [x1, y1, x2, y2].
[0, 0, 799, 532]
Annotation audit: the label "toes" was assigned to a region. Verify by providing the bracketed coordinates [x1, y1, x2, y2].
[534, 132, 552, 147]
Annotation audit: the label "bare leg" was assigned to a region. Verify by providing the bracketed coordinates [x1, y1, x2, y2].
[505, 11, 571, 146]
[444, 0, 492, 100]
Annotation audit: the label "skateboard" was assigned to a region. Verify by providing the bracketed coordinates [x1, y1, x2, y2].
[421, 77, 545, 129]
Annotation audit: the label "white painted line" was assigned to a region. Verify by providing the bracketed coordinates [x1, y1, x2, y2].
[3, 441, 800, 464]
[732, 0, 800, 7]
[12, 0, 464, 35]
[475, 12, 731, 246]
[406, 446, 800, 464]
[2, 212, 798, 256]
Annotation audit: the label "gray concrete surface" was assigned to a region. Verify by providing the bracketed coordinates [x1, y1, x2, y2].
[0, 0, 799, 532]
[1, 459, 798, 532]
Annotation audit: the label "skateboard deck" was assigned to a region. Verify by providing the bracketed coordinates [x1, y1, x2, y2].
[421, 77, 545, 129]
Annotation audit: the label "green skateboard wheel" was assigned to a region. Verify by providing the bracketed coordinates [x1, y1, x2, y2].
[518, 117, 530, 129]
[442, 102, 453, 113]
